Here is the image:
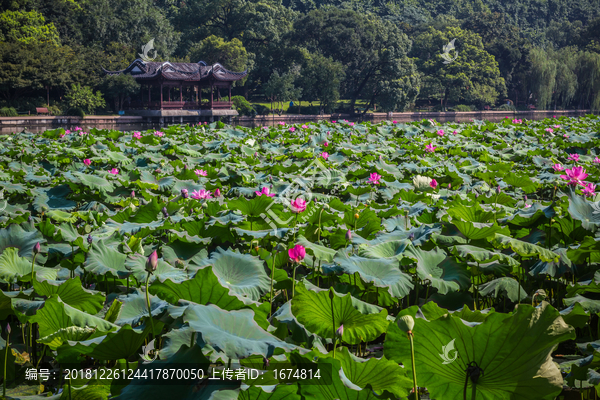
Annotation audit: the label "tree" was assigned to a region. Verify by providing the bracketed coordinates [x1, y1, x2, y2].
[188, 35, 250, 80]
[65, 83, 106, 114]
[525, 47, 557, 110]
[263, 70, 302, 112]
[292, 8, 419, 113]
[100, 74, 140, 112]
[0, 10, 60, 45]
[296, 51, 344, 112]
[411, 26, 506, 110]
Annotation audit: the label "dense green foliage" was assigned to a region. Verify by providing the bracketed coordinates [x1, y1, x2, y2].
[0, 0, 599, 113]
[1, 116, 600, 398]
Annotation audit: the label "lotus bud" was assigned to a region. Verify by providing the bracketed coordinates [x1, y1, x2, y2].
[396, 315, 415, 334]
[335, 324, 344, 338]
[408, 233, 415, 241]
[329, 289, 335, 300]
[33, 242, 40, 255]
[523, 195, 527, 201]
[181, 188, 189, 199]
[255, 152, 259, 158]
[263, 357, 270, 368]
[87, 234, 93, 245]
[184, 164, 188, 170]
[448, 183, 451, 189]
[162, 207, 169, 218]
[496, 186, 501, 194]
[214, 188, 221, 197]
[131, 191, 135, 198]
[6, 323, 10, 335]
[146, 250, 158, 273]
[346, 230, 352, 241]
[28, 216, 32, 223]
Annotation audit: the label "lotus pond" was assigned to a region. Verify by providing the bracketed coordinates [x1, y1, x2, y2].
[1, 116, 600, 399]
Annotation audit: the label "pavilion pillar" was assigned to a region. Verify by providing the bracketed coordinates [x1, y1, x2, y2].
[160, 82, 163, 110]
[168, 87, 171, 102]
[199, 85, 202, 107]
[210, 84, 213, 108]
[195, 85, 198, 105]
[229, 85, 231, 102]
[180, 83, 183, 103]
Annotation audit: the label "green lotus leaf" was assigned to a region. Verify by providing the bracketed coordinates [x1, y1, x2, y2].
[404, 245, 471, 294]
[228, 195, 277, 218]
[183, 303, 296, 359]
[0, 224, 46, 262]
[298, 356, 380, 400]
[503, 172, 538, 192]
[151, 266, 256, 309]
[125, 253, 188, 284]
[71, 172, 115, 193]
[0, 248, 57, 282]
[478, 277, 528, 302]
[489, 233, 560, 262]
[334, 252, 413, 298]
[238, 384, 301, 400]
[384, 302, 575, 400]
[358, 239, 411, 260]
[560, 303, 589, 329]
[199, 248, 270, 301]
[296, 235, 337, 263]
[452, 220, 509, 240]
[568, 191, 600, 231]
[38, 326, 97, 347]
[564, 294, 600, 313]
[451, 245, 519, 267]
[447, 204, 494, 223]
[291, 286, 388, 345]
[32, 185, 77, 213]
[33, 277, 105, 314]
[113, 290, 169, 326]
[57, 324, 150, 361]
[84, 240, 131, 279]
[31, 295, 118, 349]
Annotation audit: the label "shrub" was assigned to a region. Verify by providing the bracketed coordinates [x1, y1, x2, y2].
[252, 104, 270, 116]
[47, 105, 62, 116]
[453, 105, 474, 112]
[65, 84, 105, 114]
[0, 107, 18, 116]
[69, 107, 86, 118]
[232, 96, 256, 116]
[497, 104, 516, 111]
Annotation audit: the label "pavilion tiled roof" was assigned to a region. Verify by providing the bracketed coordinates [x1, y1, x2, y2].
[102, 60, 247, 82]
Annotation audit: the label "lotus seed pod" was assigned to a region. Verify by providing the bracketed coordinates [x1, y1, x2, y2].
[354, 213, 360, 219]
[323, 204, 330, 210]
[396, 315, 415, 334]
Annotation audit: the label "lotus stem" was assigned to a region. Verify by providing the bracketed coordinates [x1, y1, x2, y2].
[292, 265, 297, 298]
[317, 208, 324, 243]
[269, 250, 276, 318]
[30, 253, 38, 284]
[408, 332, 419, 400]
[3, 327, 9, 397]
[145, 272, 155, 339]
[331, 294, 336, 355]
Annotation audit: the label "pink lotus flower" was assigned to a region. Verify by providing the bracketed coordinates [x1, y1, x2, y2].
[59, 134, 65, 138]
[324, 142, 329, 147]
[74, 127, 82, 131]
[545, 128, 554, 133]
[425, 144, 436, 153]
[582, 183, 597, 197]
[331, 120, 336, 123]
[65, 129, 71, 134]
[512, 119, 522, 124]
[256, 187, 275, 197]
[560, 166, 589, 186]
[552, 164, 564, 172]
[524, 203, 532, 208]
[195, 169, 207, 176]
[290, 198, 307, 213]
[554, 125, 560, 129]
[350, 122, 355, 126]
[83, 158, 91, 166]
[593, 157, 600, 164]
[437, 129, 444, 136]
[108, 168, 119, 175]
[288, 244, 306, 263]
[214, 188, 221, 197]
[191, 189, 212, 199]
[79, 131, 88, 136]
[289, 127, 295, 132]
[154, 131, 164, 137]
[452, 130, 457, 135]
[133, 132, 142, 139]
[278, 121, 285, 126]
[568, 154, 580, 162]
[393, 120, 398, 124]
[553, 115, 557, 118]
[321, 152, 329, 160]
[564, 134, 569, 138]
[430, 179, 438, 189]
[369, 172, 382, 185]
[301, 124, 308, 129]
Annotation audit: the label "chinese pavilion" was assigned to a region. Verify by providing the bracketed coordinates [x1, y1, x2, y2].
[103, 60, 247, 111]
